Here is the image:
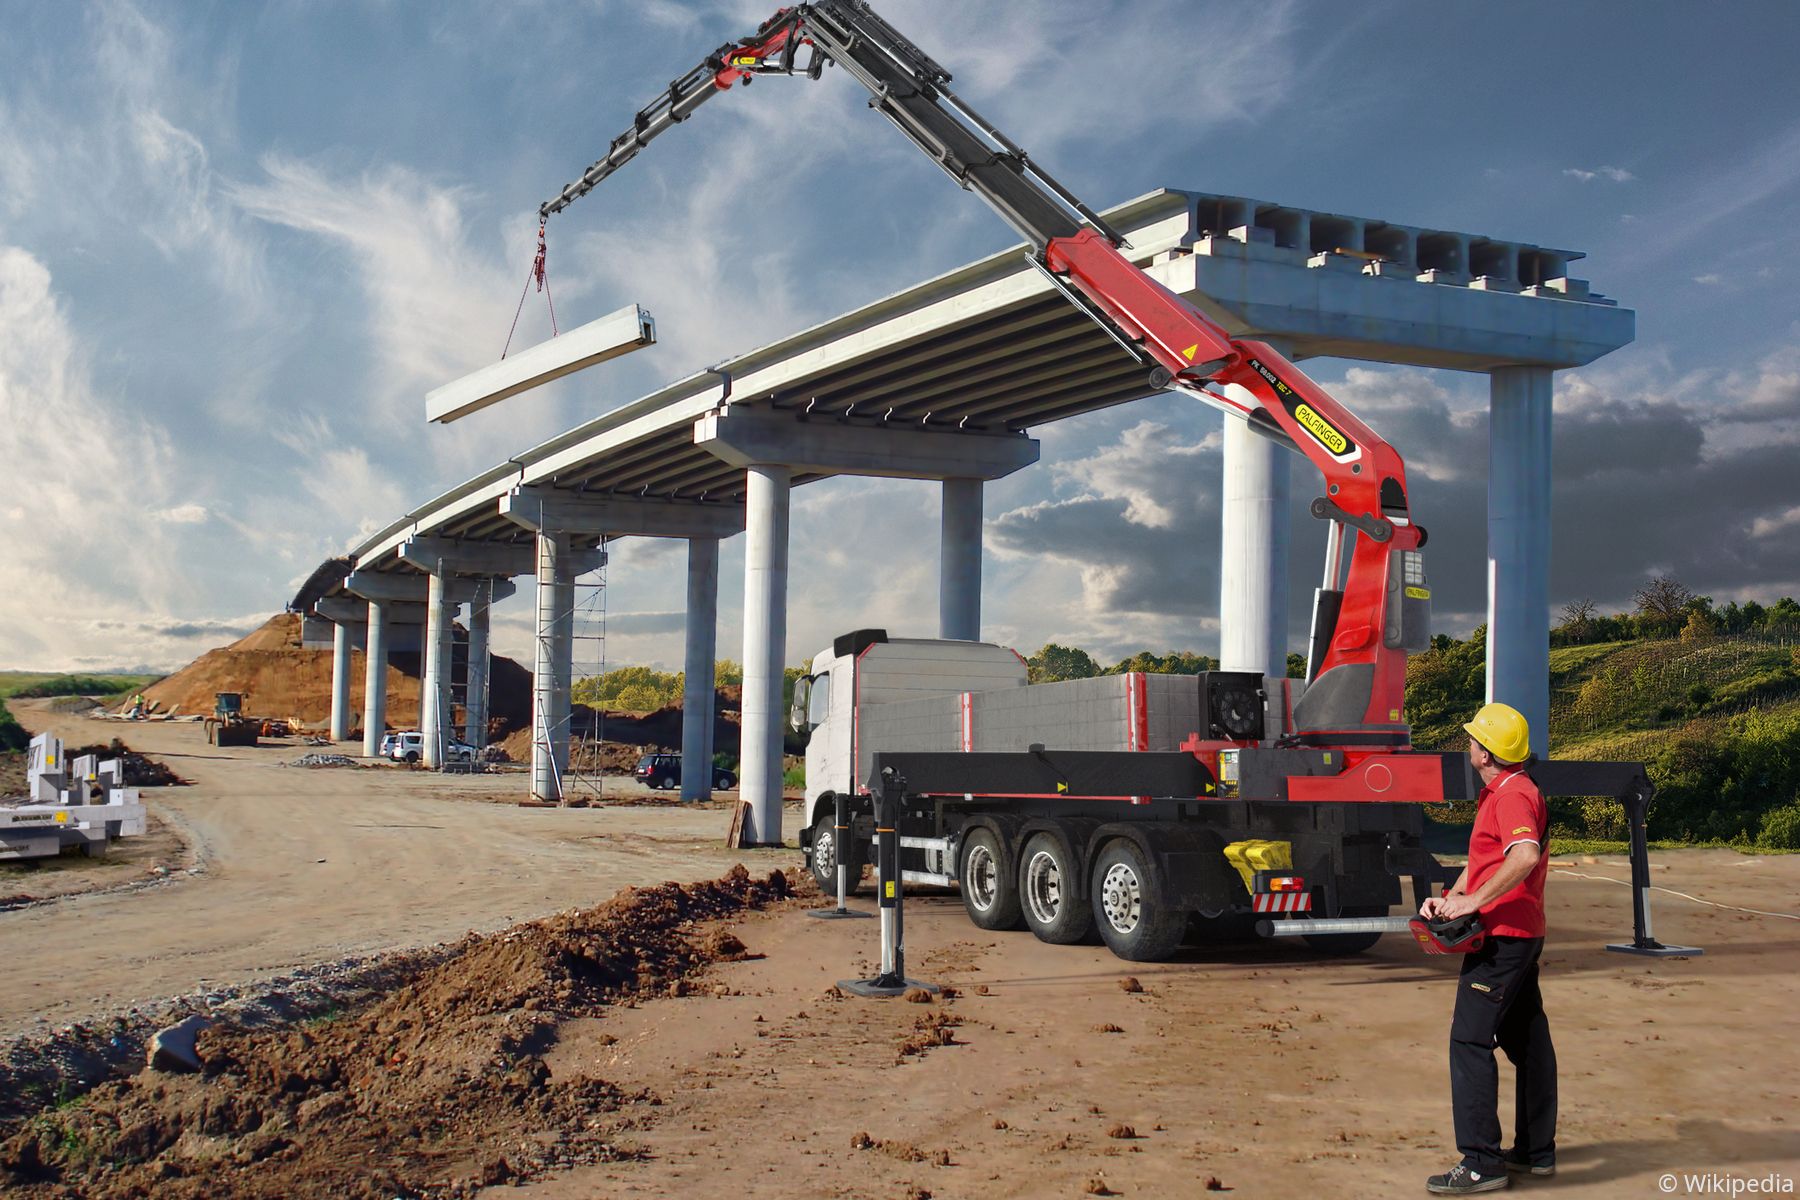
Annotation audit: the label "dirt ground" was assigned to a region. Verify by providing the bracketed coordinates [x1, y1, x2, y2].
[0, 701, 785, 1037]
[3, 700, 1798, 1197]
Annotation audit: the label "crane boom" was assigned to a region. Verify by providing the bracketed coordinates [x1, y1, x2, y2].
[540, 0, 1431, 737]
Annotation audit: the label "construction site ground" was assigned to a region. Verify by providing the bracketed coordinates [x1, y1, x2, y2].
[2, 698, 1798, 1197]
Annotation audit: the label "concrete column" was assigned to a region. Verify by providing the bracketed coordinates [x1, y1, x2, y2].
[329, 621, 353, 742]
[466, 578, 492, 750]
[1486, 365, 1554, 754]
[939, 478, 984, 640]
[1220, 336, 1293, 681]
[422, 566, 455, 769]
[361, 600, 389, 758]
[681, 536, 720, 802]
[739, 464, 791, 845]
[532, 531, 575, 803]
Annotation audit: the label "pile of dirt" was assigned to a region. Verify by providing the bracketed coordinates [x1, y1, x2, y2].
[139, 615, 533, 737]
[0, 866, 797, 1199]
[63, 741, 189, 789]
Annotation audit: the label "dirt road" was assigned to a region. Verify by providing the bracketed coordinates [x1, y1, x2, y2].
[0, 703, 780, 1037]
[515, 851, 1800, 1199]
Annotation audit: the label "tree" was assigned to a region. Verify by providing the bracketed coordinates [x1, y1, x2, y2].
[1767, 597, 1800, 636]
[1633, 575, 1693, 636]
[1287, 652, 1307, 679]
[1680, 607, 1721, 643]
[1027, 643, 1101, 683]
[1557, 598, 1599, 644]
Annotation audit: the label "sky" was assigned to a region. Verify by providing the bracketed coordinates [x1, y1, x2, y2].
[2, 0, 1798, 675]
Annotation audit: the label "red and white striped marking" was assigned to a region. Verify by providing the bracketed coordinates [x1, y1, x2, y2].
[960, 692, 973, 752]
[1127, 673, 1150, 804]
[1253, 892, 1314, 913]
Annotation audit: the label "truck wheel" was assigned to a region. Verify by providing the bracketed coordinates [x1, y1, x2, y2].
[1019, 832, 1092, 944]
[809, 809, 841, 894]
[1091, 839, 1187, 962]
[959, 827, 1022, 931]
[1301, 904, 1387, 955]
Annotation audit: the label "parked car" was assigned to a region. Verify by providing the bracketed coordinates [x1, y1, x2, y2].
[385, 731, 476, 765]
[634, 752, 736, 792]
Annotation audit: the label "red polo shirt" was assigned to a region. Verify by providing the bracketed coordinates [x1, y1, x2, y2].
[1466, 764, 1549, 938]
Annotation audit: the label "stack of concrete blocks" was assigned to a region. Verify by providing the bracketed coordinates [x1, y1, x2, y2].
[0, 733, 148, 862]
[856, 674, 1204, 784]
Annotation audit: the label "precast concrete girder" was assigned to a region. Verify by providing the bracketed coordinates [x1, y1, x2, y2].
[693, 407, 1039, 481]
[315, 597, 427, 626]
[426, 304, 655, 424]
[345, 571, 482, 605]
[500, 486, 745, 539]
[399, 537, 538, 578]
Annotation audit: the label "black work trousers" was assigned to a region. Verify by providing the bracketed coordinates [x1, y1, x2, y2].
[1450, 934, 1557, 1174]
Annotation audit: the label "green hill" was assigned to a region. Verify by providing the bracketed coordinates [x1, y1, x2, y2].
[1406, 631, 1800, 848]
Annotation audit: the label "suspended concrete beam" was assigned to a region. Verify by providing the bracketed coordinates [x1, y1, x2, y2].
[681, 537, 720, 803]
[1487, 365, 1554, 754]
[693, 407, 1039, 481]
[426, 304, 656, 424]
[939, 479, 983, 641]
[500, 487, 745, 539]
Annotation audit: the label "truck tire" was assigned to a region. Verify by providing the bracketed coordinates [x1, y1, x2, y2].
[1019, 832, 1092, 944]
[1091, 839, 1187, 962]
[808, 808, 841, 894]
[1301, 904, 1388, 955]
[959, 827, 1022, 931]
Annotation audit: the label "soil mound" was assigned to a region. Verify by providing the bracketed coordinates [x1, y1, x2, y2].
[140, 615, 532, 737]
[62, 741, 189, 788]
[0, 866, 795, 1199]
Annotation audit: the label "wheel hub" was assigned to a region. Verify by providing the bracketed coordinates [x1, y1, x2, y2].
[1099, 861, 1142, 933]
[1024, 850, 1065, 924]
[813, 827, 835, 875]
[965, 843, 999, 911]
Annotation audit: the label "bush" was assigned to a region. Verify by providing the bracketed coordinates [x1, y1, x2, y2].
[0, 699, 25, 754]
[1759, 803, 1800, 850]
[782, 766, 806, 789]
[1643, 709, 1800, 842]
[1579, 797, 1628, 841]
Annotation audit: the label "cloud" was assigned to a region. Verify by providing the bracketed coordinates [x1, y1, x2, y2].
[604, 611, 688, 636]
[1564, 165, 1635, 183]
[151, 504, 210, 525]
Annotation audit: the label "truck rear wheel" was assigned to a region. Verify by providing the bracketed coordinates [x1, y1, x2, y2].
[1301, 904, 1388, 955]
[959, 827, 1021, 931]
[1091, 839, 1187, 962]
[1019, 832, 1092, 944]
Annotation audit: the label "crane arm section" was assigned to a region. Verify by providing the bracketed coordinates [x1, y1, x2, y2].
[541, 0, 1429, 736]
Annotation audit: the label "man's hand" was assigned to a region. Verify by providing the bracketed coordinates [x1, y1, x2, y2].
[1419, 895, 1445, 919]
[1433, 892, 1479, 921]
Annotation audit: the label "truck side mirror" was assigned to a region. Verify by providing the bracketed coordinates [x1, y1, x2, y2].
[789, 676, 812, 732]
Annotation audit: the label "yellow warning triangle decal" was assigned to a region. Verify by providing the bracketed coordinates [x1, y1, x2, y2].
[1056, 781, 1068, 794]
[1182, 344, 1198, 361]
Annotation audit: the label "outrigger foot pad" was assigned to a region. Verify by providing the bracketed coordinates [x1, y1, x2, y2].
[807, 907, 873, 920]
[838, 975, 938, 998]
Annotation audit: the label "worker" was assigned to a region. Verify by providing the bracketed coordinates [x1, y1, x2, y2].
[1420, 701, 1556, 1194]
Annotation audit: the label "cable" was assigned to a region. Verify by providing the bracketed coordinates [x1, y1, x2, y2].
[1553, 868, 1800, 921]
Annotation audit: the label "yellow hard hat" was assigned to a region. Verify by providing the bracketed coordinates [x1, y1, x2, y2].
[1463, 702, 1530, 763]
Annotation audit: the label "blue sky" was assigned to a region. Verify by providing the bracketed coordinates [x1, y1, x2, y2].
[2, 0, 1797, 673]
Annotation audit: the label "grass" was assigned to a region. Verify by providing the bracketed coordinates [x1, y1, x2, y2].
[0, 671, 161, 701]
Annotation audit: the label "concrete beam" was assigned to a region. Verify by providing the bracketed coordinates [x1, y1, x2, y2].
[314, 597, 426, 626]
[738, 464, 791, 846]
[939, 479, 983, 640]
[361, 600, 390, 758]
[1487, 366, 1553, 754]
[345, 571, 481, 605]
[426, 304, 656, 424]
[399, 537, 538, 578]
[1219, 336, 1293, 684]
[694, 407, 1039, 481]
[500, 486, 745, 539]
[329, 622, 353, 742]
[467, 579, 492, 750]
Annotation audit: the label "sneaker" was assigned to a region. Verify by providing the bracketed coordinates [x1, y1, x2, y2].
[1427, 1163, 1510, 1194]
[1503, 1148, 1555, 1176]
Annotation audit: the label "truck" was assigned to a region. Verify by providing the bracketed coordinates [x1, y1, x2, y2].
[790, 630, 1450, 961]
[539, 1, 1659, 964]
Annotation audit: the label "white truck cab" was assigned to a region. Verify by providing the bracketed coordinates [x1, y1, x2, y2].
[789, 629, 1027, 842]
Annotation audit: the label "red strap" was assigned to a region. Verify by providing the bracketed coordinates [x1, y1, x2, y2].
[501, 220, 558, 360]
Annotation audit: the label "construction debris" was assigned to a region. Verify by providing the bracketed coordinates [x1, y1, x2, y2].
[0, 733, 148, 862]
[283, 754, 360, 770]
[146, 1015, 211, 1074]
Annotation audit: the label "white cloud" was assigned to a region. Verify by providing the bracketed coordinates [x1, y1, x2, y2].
[1564, 165, 1635, 183]
[151, 504, 210, 524]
